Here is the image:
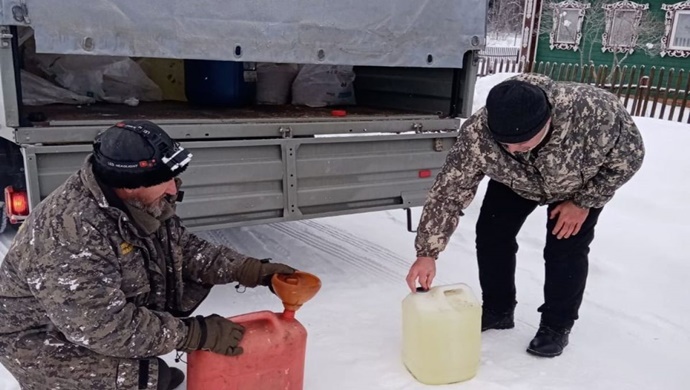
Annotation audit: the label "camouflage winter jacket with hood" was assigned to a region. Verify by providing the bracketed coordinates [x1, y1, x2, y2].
[0, 156, 258, 387]
[415, 73, 645, 259]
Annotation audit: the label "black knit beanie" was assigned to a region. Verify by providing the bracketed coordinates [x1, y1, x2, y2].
[92, 120, 190, 189]
[485, 79, 551, 144]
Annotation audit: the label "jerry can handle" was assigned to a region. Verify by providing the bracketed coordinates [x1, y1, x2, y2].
[430, 284, 467, 300]
[229, 311, 286, 339]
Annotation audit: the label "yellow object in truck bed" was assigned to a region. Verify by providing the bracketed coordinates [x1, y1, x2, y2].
[137, 58, 187, 102]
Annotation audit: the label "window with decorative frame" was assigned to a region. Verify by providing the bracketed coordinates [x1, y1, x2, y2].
[601, 1, 649, 54]
[549, 1, 591, 51]
[661, 1, 690, 57]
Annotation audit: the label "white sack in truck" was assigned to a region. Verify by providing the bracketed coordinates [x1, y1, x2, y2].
[31, 54, 162, 105]
[291, 65, 356, 107]
[21, 70, 96, 106]
[256, 63, 299, 105]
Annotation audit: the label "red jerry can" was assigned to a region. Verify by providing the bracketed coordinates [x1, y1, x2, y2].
[186, 271, 321, 390]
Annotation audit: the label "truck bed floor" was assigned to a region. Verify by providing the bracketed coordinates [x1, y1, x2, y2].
[24, 101, 428, 125]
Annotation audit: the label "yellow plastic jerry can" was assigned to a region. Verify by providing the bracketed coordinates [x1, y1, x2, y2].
[402, 283, 482, 385]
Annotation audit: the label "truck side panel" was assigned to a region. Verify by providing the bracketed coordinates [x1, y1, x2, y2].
[355, 52, 479, 118]
[23, 133, 457, 230]
[0, 26, 19, 139]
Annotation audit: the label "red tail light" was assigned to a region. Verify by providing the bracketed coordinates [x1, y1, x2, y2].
[418, 169, 432, 179]
[4, 186, 29, 216]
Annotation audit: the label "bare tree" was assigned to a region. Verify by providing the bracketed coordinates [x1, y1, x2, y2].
[488, 0, 527, 41]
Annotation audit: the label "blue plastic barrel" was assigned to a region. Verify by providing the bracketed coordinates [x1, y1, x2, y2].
[184, 59, 249, 106]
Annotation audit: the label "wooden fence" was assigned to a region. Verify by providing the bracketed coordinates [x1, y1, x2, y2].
[476, 58, 690, 123]
[477, 57, 526, 77]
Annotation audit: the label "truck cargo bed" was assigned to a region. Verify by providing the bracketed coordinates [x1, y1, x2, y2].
[11, 59, 474, 144]
[5, 52, 476, 145]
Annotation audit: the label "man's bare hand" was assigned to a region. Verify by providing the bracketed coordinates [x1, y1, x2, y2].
[406, 257, 436, 292]
[550, 201, 589, 239]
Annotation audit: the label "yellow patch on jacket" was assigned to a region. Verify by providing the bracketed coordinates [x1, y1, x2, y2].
[120, 242, 134, 255]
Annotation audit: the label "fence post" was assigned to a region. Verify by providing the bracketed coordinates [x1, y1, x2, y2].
[623, 66, 637, 111]
[536, 61, 545, 74]
[615, 66, 627, 98]
[650, 67, 664, 119]
[679, 72, 690, 123]
[641, 67, 656, 117]
[610, 66, 619, 93]
[554, 63, 564, 81]
[583, 63, 596, 85]
[634, 76, 649, 117]
[596, 65, 607, 89]
[660, 68, 674, 120]
[669, 69, 684, 121]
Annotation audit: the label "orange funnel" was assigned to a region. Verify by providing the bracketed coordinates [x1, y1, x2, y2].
[272, 271, 321, 314]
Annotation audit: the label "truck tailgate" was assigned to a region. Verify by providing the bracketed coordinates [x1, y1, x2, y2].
[22, 132, 458, 230]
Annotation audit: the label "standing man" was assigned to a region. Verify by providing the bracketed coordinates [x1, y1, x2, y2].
[0, 120, 296, 389]
[406, 73, 644, 357]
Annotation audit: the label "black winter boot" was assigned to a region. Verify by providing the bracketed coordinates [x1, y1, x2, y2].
[526, 325, 571, 357]
[156, 359, 186, 390]
[481, 308, 515, 331]
[168, 367, 185, 390]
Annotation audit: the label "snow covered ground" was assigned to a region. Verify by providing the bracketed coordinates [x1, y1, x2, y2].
[1, 74, 689, 389]
[487, 33, 521, 48]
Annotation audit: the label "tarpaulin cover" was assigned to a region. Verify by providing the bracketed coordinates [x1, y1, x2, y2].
[0, 0, 487, 68]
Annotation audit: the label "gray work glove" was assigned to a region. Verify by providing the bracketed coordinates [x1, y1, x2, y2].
[178, 314, 245, 356]
[235, 257, 296, 288]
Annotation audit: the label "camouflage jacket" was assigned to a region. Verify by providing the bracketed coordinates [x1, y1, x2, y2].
[0, 157, 252, 359]
[415, 73, 645, 259]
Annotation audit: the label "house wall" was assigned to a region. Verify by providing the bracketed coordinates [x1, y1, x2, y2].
[534, 0, 690, 74]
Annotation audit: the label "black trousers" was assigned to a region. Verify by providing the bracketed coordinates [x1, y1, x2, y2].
[475, 180, 603, 329]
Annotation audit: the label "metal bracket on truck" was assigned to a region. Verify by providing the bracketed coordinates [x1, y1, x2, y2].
[401, 190, 432, 233]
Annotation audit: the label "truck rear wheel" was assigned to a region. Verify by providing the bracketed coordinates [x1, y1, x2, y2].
[0, 203, 7, 234]
[0, 204, 16, 235]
